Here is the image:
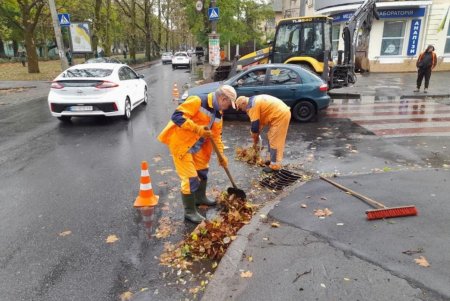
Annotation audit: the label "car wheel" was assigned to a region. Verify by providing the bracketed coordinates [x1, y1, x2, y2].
[172, 65, 176, 70]
[57, 116, 71, 122]
[123, 98, 131, 120]
[143, 87, 148, 105]
[293, 100, 316, 122]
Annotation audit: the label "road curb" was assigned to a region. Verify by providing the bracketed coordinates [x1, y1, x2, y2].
[201, 180, 306, 301]
[329, 92, 450, 100]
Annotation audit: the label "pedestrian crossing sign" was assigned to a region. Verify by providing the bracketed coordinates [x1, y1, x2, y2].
[208, 7, 219, 21]
[58, 14, 71, 26]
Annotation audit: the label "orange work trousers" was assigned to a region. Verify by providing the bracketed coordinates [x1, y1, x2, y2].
[267, 110, 291, 167]
[172, 140, 212, 195]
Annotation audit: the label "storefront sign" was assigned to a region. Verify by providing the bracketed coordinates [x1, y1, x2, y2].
[407, 19, 421, 56]
[331, 7, 426, 22]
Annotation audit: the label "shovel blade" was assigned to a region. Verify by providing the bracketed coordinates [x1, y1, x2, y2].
[227, 187, 246, 199]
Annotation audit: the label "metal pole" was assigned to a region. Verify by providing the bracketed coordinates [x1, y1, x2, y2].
[211, 0, 217, 34]
[48, 0, 69, 70]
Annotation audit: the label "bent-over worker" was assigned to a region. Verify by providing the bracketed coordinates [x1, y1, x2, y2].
[235, 94, 291, 173]
[158, 85, 237, 223]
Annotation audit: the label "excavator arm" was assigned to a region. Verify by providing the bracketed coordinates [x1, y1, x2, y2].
[329, 0, 379, 89]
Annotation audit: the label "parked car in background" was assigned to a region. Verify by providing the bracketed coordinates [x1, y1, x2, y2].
[161, 52, 173, 64]
[195, 46, 204, 58]
[48, 63, 147, 122]
[85, 57, 123, 64]
[172, 52, 191, 70]
[180, 64, 330, 122]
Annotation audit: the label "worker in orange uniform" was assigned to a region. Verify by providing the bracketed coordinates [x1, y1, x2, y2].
[235, 94, 291, 173]
[158, 85, 237, 223]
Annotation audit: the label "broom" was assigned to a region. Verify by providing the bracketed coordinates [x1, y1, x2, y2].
[320, 176, 418, 220]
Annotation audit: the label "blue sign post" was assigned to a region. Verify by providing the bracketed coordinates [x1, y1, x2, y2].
[58, 13, 71, 26]
[208, 7, 219, 21]
[407, 19, 421, 56]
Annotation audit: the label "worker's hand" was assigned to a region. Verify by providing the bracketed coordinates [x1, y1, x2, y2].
[218, 154, 228, 168]
[195, 126, 213, 138]
[251, 132, 259, 145]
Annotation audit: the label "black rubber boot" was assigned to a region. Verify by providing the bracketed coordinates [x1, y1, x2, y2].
[195, 180, 216, 206]
[181, 193, 206, 224]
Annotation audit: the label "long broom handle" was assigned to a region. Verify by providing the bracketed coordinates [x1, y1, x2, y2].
[210, 138, 238, 189]
[319, 176, 386, 209]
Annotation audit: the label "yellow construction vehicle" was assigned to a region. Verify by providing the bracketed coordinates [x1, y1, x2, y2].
[223, 0, 378, 89]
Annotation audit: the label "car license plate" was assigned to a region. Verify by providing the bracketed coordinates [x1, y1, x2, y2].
[71, 106, 93, 111]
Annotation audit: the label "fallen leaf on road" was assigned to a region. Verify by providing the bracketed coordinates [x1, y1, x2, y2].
[106, 235, 119, 244]
[402, 248, 424, 256]
[320, 197, 327, 200]
[320, 283, 326, 288]
[240, 271, 253, 278]
[301, 204, 307, 208]
[344, 278, 350, 281]
[414, 256, 430, 267]
[314, 208, 333, 217]
[140, 288, 148, 292]
[155, 168, 173, 175]
[152, 155, 162, 163]
[271, 222, 280, 228]
[59, 230, 72, 237]
[158, 181, 168, 187]
[120, 291, 133, 300]
[212, 262, 218, 269]
[247, 256, 253, 262]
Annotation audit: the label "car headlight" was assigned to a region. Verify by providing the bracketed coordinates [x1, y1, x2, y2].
[181, 91, 189, 100]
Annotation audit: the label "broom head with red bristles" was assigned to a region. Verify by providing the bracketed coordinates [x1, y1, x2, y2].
[366, 205, 418, 220]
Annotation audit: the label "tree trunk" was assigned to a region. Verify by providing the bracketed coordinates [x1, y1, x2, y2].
[12, 40, 19, 57]
[157, 0, 162, 49]
[24, 30, 40, 73]
[92, 0, 103, 55]
[130, 0, 136, 62]
[144, 0, 152, 61]
[0, 38, 6, 58]
[104, 0, 112, 56]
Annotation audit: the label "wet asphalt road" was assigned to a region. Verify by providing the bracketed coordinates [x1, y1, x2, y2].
[2, 61, 450, 301]
[0, 62, 204, 300]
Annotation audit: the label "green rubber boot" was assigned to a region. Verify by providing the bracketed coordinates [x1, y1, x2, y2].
[182, 193, 206, 224]
[195, 180, 217, 206]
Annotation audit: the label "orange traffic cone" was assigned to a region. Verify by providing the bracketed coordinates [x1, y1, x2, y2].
[134, 161, 159, 207]
[172, 83, 179, 101]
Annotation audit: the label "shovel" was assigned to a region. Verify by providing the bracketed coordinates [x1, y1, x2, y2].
[210, 138, 247, 199]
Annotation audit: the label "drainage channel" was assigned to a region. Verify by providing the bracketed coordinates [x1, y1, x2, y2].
[260, 169, 303, 191]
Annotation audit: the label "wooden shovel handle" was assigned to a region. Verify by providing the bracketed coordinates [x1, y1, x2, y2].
[320, 176, 386, 209]
[210, 138, 238, 189]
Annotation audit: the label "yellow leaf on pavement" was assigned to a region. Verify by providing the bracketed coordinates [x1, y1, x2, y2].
[106, 235, 119, 244]
[152, 155, 162, 163]
[414, 256, 430, 267]
[59, 230, 72, 237]
[301, 204, 307, 208]
[314, 208, 333, 217]
[240, 270, 253, 278]
[271, 222, 280, 228]
[120, 291, 133, 301]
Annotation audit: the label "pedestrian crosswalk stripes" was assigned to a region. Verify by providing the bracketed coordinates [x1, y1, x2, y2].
[325, 98, 450, 137]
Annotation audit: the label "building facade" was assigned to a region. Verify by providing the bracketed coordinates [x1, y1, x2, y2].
[273, 0, 450, 72]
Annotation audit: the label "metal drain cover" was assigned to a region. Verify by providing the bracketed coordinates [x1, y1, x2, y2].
[260, 169, 303, 190]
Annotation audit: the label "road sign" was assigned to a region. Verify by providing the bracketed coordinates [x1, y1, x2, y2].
[196, 0, 203, 12]
[58, 13, 70, 26]
[208, 7, 219, 21]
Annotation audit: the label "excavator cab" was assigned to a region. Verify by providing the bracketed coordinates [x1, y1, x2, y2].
[271, 16, 333, 74]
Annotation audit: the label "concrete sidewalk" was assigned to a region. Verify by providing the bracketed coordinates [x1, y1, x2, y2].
[203, 169, 450, 301]
[329, 71, 450, 99]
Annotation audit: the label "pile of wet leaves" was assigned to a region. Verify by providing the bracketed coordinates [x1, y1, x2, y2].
[235, 145, 265, 166]
[160, 192, 254, 269]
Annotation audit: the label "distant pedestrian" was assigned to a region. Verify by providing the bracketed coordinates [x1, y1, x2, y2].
[414, 45, 437, 93]
[20, 51, 26, 67]
[65, 49, 73, 66]
[123, 49, 127, 59]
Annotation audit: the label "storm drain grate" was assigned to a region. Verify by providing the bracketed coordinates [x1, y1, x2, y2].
[260, 169, 303, 191]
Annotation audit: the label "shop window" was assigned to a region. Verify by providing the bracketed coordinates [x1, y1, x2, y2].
[381, 21, 405, 56]
[332, 25, 340, 58]
[445, 22, 450, 53]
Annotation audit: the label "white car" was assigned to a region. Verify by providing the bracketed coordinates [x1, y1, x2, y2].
[48, 63, 147, 122]
[172, 52, 191, 70]
[161, 52, 173, 64]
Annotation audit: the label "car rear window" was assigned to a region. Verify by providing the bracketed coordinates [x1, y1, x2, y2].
[175, 53, 187, 57]
[64, 68, 113, 78]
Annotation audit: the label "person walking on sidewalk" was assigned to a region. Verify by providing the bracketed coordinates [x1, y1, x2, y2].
[414, 45, 437, 93]
[235, 94, 291, 173]
[157, 85, 237, 223]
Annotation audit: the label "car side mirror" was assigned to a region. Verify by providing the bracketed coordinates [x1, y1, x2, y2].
[138, 74, 144, 79]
